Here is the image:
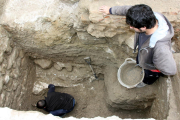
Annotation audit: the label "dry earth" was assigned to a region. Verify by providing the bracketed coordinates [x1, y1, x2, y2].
[21, 75, 150, 119]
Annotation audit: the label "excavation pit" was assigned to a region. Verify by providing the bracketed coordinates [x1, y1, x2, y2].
[0, 0, 179, 119]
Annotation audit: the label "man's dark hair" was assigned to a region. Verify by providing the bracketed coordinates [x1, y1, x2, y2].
[36, 100, 46, 109]
[126, 4, 156, 29]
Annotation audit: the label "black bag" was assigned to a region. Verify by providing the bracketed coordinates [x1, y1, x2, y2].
[143, 69, 162, 85]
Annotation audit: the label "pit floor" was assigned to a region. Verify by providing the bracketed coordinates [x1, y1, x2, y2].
[22, 79, 150, 119]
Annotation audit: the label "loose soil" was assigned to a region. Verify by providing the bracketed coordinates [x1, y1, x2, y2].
[21, 77, 150, 119]
[120, 63, 143, 86]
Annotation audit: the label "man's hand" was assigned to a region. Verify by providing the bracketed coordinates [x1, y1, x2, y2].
[99, 6, 110, 15]
[48, 84, 55, 88]
[48, 84, 55, 93]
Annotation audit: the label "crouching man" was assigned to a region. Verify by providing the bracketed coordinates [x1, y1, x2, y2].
[99, 4, 177, 87]
[36, 84, 75, 117]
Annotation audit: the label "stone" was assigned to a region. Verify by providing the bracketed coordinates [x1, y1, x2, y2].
[21, 57, 29, 70]
[65, 63, 73, 72]
[0, 63, 7, 75]
[32, 81, 49, 95]
[53, 62, 63, 71]
[18, 50, 25, 59]
[15, 85, 22, 98]
[4, 73, 10, 85]
[125, 35, 135, 49]
[0, 76, 3, 93]
[34, 59, 53, 69]
[0, 26, 12, 55]
[0, 53, 4, 65]
[80, 13, 90, 24]
[53, 62, 73, 72]
[12, 80, 19, 91]
[7, 48, 19, 70]
[10, 67, 20, 79]
[0, 91, 6, 106]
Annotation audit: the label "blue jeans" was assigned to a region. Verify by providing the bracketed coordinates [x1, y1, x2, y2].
[50, 99, 75, 116]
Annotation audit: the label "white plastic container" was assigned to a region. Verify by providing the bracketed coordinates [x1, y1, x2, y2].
[117, 58, 144, 88]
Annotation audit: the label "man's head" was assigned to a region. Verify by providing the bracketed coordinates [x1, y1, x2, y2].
[36, 100, 46, 109]
[126, 4, 156, 31]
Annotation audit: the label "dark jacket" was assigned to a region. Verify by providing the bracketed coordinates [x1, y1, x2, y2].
[45, 85, 74, 111]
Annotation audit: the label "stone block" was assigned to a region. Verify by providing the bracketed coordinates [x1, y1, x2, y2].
[104, 65, 157, 110]
[34, 59, 53, 69]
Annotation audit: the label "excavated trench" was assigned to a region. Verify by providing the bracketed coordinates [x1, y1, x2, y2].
[0, 43, 170, 119]
[0, 17, 174, 120]
[0, 0, 180, 119]
[15, 54, 151, 119]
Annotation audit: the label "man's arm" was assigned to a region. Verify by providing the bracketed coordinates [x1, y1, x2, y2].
[153, 46, 177, 75]
[48, 84, 55, 93]
[111, 6, 132, 16]
[99, 5, 132, 16]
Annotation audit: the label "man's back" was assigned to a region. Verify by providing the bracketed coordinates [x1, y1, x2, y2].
[45, 91, 74, 111]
